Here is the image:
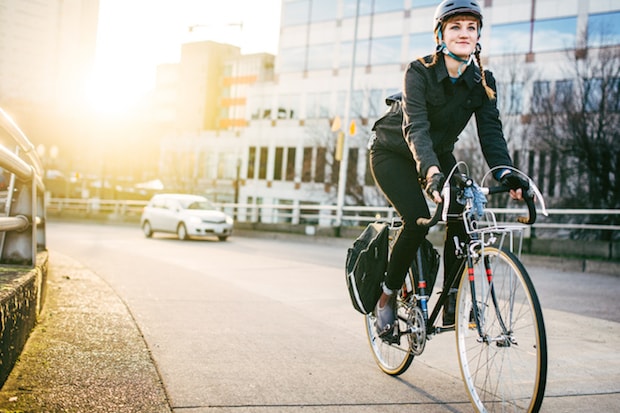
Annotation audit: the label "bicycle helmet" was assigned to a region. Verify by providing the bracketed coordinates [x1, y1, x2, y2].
[433, 0, 483, 33]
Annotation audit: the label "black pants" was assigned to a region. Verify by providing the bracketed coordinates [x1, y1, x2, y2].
[370, 144, 466, 292]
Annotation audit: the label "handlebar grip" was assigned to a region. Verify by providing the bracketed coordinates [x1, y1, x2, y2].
[488, 185, 537, 225]
[416, 202, 443, 227]
[518, 194, 537, 225]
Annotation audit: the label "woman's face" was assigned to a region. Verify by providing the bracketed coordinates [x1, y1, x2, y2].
[442, 16, 479, 59]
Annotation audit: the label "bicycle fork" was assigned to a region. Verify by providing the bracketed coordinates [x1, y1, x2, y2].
[469, 252, 513, 346]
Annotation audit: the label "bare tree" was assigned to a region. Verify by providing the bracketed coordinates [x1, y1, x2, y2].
[304, 89, 385, 208]
[530, 33, 620, 239]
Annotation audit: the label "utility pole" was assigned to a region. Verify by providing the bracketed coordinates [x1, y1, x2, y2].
[334, 0, 361, 231]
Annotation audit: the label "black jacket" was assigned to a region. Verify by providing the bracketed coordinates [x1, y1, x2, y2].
[402, 54, 512, 178]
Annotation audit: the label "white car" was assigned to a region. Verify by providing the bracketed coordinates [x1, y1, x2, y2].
[140, 194, 233, 241]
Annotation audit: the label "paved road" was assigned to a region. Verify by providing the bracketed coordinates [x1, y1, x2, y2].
[45, 222, 620, 412]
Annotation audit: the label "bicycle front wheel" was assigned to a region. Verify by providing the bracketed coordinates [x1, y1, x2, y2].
[456, 247, 547, 412]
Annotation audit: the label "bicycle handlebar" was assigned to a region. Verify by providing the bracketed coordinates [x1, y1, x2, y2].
[416, 184, 537, 227]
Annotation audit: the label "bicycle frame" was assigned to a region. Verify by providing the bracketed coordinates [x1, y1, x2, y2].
[398, 176, 534, 339]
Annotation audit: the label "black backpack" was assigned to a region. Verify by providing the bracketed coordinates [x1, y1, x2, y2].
[345, 222, 389, 314]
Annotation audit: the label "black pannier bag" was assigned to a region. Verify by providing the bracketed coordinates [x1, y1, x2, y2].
[410, 238, 440, 296]
[345, 222, 390, 314]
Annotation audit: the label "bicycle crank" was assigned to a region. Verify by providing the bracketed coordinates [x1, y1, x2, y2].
[404, 305, 426, 356]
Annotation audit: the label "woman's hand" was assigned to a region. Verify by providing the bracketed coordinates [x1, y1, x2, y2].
[425, 166, 444, 204]
[499, 171, 529, 201]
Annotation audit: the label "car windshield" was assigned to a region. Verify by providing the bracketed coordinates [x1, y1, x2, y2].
[183, 199, 215, 210]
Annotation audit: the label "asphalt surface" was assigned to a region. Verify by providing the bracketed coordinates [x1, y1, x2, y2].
[0, 232, 618, 412]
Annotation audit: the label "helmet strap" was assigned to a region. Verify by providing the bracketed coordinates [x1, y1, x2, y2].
[439, 45, 473, 76]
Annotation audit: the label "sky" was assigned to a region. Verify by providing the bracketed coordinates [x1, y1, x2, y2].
[86, 0, 282, 114]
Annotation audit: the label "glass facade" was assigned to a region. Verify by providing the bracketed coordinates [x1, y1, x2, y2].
[279, 47, 306, 73]
[532, 17, 577, 53]
[230, 1, 620, 208]
[489, 21, 532, 55]
[370, 36, 402, 65]
[409, 32, 435, 59]
[307, 43, 334, 70]
[411, 0, 441, 8]
[342, 0, 373, 18]
[310, 0, 337, 22]
[587, 11, 620, 47]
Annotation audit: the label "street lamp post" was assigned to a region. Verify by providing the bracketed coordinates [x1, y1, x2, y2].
[335, 0, 361, 230]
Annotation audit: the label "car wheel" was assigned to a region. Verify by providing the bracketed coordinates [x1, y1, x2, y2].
[177, 223, 188, 240]
[142, 221, 153, 238]
[217, 235, 228, 242]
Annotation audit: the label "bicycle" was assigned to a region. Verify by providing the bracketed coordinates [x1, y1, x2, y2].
[365, 162, 548, 413]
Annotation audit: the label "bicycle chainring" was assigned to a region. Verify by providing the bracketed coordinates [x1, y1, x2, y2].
[407, 305, 427, 356]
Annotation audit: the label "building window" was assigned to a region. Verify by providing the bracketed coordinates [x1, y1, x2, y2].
[282, 0, 310, 26]
[351, 90, 364, 118]
[340, 39, 370, 68]
[365, 155, 374, 185]
[499, 81, 524, 115]
[411, 0, 440, 7]
[347, 148, 358, 188]
[250, 94, 272, 120]
[532, 17, 577, 53]
[370, 36, 402, 66]
[554, 80, 573, 113]
[302, 147, 313, 182]
[307, 43, 334, 71]
[274, 147, 284, 180]
[531, 81, 551, 113]
[279, 47, 306, 73]
[310, 0, 337, 22]
[489, 21, 531, 56]
[409, 32, 435, 59]
[247, 147, 256, 179]
[587, 11, 620, 48]
[306, 92, 331, 119]
[368, 89, 384, 118]
[278, 94, 300, 119]
[259, 147, 268, 180]
[342, 0, 372, 17]
[374, 0, 404, 14]
[608, 78, 620, 113]
[286, 148, 296, 181]
[315, 147, 326, 182]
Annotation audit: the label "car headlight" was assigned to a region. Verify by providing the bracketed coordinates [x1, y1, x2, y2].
[225, 216, 234, 225]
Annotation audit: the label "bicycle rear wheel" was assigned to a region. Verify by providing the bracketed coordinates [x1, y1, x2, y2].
[455, 247, 547, 412]
[365, 271, 416, 376]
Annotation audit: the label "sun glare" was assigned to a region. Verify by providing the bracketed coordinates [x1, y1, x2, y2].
[85, 71, 149, 116]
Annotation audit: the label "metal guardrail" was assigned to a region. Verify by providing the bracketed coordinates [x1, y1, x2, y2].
[0, 108, 46, 266]
[45, 197, 620, 234]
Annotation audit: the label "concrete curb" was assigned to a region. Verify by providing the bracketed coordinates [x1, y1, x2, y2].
[0, 251, 48, 387]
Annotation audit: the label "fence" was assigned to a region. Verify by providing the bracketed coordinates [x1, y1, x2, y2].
[45, 196, 620, 233]
[0, 108, 46, 267]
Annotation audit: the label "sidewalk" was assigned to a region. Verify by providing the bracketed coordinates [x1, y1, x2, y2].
[0, 252, 171, 413]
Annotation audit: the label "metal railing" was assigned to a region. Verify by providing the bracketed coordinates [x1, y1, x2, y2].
[45, 197, 620, 234]
[0, 108, 46, 267]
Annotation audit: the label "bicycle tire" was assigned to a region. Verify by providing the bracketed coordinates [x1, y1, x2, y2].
[455, 247, 547, 412]
[365, 268, 416, 376]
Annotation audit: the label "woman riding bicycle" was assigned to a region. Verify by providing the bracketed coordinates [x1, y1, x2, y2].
[370, 0, 529, 335]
